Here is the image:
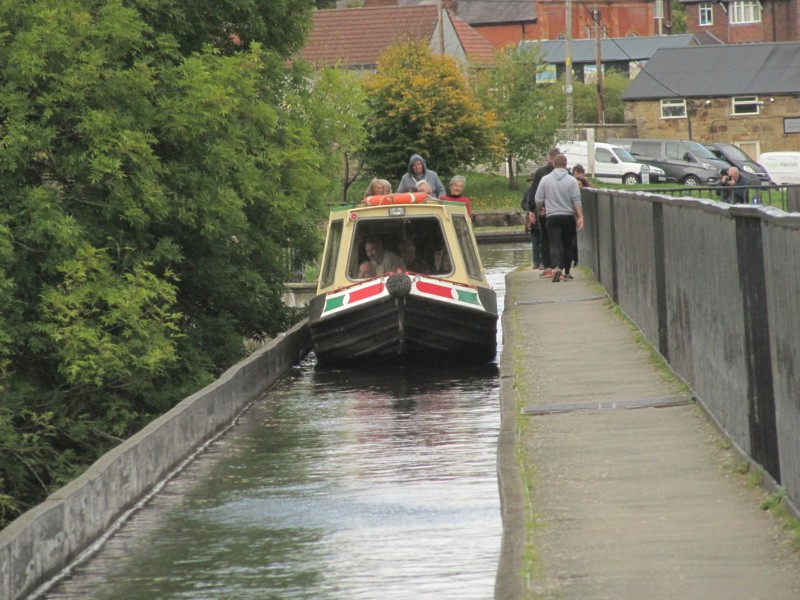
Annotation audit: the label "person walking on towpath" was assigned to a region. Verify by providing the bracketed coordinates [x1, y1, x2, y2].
[534, 153, 584, 282]
[523, 147, 560, 276]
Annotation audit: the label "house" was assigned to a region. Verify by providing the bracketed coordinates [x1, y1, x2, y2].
[520, 33, 714, 84]
[302, 4, 496, 70]
[620, 42, 800, 155]
[355, 0, 657, 47]
[681, 0, 800, 43]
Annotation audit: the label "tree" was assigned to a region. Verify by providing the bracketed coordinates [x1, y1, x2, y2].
[363, 41, 502, 184]
[0, 0, 337, 527]
[573, 71, 629, 124]
[670, 3, 687, 34]
[477, 45, 566, 188]
[131, 0, 317, 55]
[303, 67, 368, 204]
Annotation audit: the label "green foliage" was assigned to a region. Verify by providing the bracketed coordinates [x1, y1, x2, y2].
[304, 67, 368, 202]
[363, 41, 503, 184]
[573, 71, 630, 124]
[131, 0, 317, 55]
[0, 0, 337, 528]
[477, 45, 565, 186]
[670, 3, 688, 35]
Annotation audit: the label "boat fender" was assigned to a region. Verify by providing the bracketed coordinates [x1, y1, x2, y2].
[386, 272, 412, 298]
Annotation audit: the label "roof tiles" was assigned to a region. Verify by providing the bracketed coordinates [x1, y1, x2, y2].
[300, 6, 439, 69]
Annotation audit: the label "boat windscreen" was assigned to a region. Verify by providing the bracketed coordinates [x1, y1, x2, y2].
[320, 219, 344, 289]
[349, 216, 447, 278]
[453, 216, 483, 280]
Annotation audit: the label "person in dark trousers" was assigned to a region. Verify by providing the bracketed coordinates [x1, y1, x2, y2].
[535, 154, 584, 282]
[523, 147, 560, 277]
[570, 164, 592, 267]
[522, 175, 542, 269]
[717, 166, 749, 204]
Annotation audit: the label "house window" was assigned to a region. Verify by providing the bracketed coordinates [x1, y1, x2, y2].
[730, 1, 761, 24]
[661, 99, 686, 119]
[732, 96, 761, 115]
[699, 2, 713, 26]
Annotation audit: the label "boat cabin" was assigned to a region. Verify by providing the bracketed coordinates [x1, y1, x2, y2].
[317, 198, 486, 294]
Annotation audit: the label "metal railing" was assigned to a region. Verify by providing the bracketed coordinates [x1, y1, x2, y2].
[649, 183, 800, 212]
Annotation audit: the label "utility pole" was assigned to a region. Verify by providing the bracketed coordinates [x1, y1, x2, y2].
[438, 0, 445, 55]
[594, 6, 605, 124]
[565, 0, 574, 139]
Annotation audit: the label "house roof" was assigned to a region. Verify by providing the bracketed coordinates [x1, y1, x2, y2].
[300, 5, 439, 69]
[443, 0, 536, 25]
[521, 33, 709, 65]
[451, 16, 496, 65]
[621, 42, 800, 100]
[391, 0, 535, 25]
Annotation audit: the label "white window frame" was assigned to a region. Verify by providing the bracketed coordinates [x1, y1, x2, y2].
[699, 2, 713, 26]
[730, 1, 761, 24]
[661, 99, 687, 119]
[732, 96, 761, 115]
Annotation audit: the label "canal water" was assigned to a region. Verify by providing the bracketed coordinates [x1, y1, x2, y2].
[42, 242, 530, 600]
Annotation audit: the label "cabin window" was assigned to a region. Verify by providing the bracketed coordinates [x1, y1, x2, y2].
[729, 1, 761, 23]
[732, 96, 760, 115]
[453, 216, 483, 281]
[348, 215, 447, 279]
[699, 2, 713, 25]
[660, 99, 686, 119]
[320, 219, 343, 289]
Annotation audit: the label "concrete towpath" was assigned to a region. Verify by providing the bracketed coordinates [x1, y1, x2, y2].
[496, 266, 800, 600]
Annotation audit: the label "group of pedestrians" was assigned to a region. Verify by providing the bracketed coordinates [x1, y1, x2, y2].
[365, 154, 473, 218]
[357, 153, 470, 279]
[522, 147, 585, 282]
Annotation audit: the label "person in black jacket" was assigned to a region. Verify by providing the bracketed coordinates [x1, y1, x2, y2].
[717, 167, 749, 204]
[523, 147, 560, 275]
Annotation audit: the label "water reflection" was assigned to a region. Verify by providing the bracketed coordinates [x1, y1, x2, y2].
[42, 243, 529, 600]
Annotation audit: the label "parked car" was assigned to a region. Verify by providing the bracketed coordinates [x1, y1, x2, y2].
[701, 142, 772, 184]
[623, 139, 731, 186]
[758, 152, 800, 185]
[559, 141, 667, 185]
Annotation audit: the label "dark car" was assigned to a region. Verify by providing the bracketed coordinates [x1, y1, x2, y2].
[702, 142, 772, 184]
[627, 139, 730, 186]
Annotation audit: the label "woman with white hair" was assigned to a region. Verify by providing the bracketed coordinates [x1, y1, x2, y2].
[439, 175, 473, 219]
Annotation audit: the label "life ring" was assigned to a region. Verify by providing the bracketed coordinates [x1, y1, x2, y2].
[363, 192, 429, 206]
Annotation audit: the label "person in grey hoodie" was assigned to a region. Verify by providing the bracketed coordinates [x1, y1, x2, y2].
[396, 153, 446, 197]
[534, 154, 584, 282]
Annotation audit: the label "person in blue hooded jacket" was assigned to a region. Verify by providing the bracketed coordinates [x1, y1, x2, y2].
[396, 153, 446, 197]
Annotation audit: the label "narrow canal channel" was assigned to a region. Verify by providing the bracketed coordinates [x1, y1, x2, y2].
[42, 242, 530, 600]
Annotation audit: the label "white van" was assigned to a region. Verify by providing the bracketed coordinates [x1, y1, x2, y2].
[559, 141, 667, 185]
[758, 152, 800, 185]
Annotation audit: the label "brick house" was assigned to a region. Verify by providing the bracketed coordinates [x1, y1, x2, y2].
[681, 0, 800, 43]
[302, 4, 496, 70]
[620, 42, 800, 156]
[353, 0, 658, 47]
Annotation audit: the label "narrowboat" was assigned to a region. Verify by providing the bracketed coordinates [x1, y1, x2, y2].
[308, 193, 498, 366]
